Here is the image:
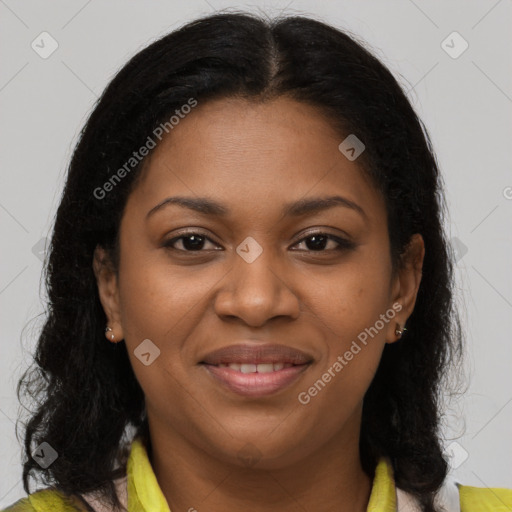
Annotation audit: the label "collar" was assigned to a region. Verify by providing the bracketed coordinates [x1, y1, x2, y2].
[125, 436, 399, 512]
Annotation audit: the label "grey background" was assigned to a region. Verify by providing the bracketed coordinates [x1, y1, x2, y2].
[1, 0, 511, 506]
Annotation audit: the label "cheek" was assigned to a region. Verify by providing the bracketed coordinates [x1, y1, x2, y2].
[115, 244, 209, 414]
[296, 246, 393, 401]
[116, 240, 215, 343]
[304, 246, 393, 339]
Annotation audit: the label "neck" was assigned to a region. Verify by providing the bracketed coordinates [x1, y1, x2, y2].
[148, 416, 372, 512]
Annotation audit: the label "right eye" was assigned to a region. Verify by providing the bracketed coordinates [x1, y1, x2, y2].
[163, 231, 222, 252]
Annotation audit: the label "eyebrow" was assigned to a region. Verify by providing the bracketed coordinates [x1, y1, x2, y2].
[146, 195, 367, 220]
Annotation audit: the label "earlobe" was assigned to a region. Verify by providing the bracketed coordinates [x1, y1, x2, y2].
[93, 245, 124, 342]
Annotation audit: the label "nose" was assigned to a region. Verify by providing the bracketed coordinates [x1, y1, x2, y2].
[213, 245, 300, 327]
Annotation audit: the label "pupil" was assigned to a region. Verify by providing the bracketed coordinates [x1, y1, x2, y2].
[306, 235, 327, 251]
[183, 235, 205, 250]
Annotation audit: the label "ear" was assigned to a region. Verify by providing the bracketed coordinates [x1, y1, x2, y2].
[386, 233, 425, 344]
[93, 245, 124, 342]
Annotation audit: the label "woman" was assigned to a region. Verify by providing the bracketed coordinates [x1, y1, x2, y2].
[3, 11, 511, 512]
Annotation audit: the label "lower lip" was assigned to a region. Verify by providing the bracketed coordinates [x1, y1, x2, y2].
[202, 363, 310, 397]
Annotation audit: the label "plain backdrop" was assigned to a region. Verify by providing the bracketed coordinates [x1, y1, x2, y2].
[1, 0, 511, 507]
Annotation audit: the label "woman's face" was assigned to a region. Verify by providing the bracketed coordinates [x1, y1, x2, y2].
[95, 96, 424, 470]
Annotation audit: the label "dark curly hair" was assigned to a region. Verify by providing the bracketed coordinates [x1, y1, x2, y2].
[15, 10, 463, 512]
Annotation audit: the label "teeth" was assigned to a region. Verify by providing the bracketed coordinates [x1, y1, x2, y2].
[218, 362, 293, 373]
[255, 363, 274, 373]
[240, 364, 257, 373]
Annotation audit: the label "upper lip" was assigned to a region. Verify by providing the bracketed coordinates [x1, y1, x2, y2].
[200, 343, 314, 365]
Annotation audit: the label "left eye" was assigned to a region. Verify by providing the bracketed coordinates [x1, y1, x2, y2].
[292, 233, 355, 252]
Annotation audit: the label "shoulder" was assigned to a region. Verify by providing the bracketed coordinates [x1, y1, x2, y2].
[1, 488, 90, 512]
[459, 483, 512, 511]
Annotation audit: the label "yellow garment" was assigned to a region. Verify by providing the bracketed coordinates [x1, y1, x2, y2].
[2, 437, 511, 511]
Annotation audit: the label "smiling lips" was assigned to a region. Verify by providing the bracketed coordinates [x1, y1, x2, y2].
[200, 343, 313, 397]
[216, 362, 294, 373]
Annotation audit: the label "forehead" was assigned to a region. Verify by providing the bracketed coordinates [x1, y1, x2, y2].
[127, 96, 384, 225]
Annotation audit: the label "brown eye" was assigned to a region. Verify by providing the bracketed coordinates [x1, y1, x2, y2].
[163, 232, 221, 252]
[293, 233, 356, 252]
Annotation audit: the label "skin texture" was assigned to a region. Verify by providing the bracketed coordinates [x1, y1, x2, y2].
[94, 96, 424, 512]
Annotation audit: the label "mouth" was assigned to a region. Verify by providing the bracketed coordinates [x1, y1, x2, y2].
[199, 343, 313, 397]
[208, 362, 298, 373]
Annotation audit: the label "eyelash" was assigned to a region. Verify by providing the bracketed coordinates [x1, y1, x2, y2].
[163, 230, 356, 254]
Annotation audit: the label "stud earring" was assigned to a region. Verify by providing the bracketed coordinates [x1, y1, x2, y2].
[105, 326, 116, 342]
[395, 324, 407, 338]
